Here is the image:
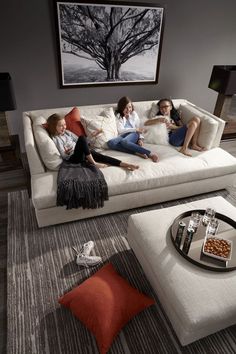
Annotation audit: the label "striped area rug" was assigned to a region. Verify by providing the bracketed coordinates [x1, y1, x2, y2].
[7, 190, 236, 354]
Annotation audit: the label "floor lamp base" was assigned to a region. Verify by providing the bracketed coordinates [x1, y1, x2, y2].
[213, 93, 232, 120]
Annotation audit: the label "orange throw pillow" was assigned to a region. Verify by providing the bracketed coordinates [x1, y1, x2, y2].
[65, 107, 86, 136]
[59, 263, 155, 354]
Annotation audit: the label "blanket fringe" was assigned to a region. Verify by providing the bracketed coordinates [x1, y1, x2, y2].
[57, 161, 109, 210]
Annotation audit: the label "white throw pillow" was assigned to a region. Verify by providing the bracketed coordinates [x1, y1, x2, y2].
[81, 107, 118, 149]
[198, 117, 218, 150]
[179, 104, 202, 123]
[179, 104, 218, 149]
[149, 102, 159, 118]
[33, 116, 62, 170]
[144, 123, 169, 145]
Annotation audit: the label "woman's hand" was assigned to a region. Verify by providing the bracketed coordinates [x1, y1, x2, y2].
[137, 139, 144, 146]
[64, 143, 73, 154]
[166, 122, 178, 130]
[159, 117, 169, 124]
[91, 128, 103, 137]
[65, 147, 73, 154]
[136, 127, 146, 134]
[144, 117, 167, 126]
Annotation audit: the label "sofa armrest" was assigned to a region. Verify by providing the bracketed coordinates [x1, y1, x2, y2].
[31, 172, 57, 210]
[179, 102, 225, 149]
[23, 113, 45, 176]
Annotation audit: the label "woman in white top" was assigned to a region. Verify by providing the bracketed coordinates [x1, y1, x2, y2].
[107, 96, 158, 162]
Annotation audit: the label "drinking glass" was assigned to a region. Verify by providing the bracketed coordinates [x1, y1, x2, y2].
[188, 211, 201, 233]
[202, 208, 215, 226]
[206, 218, 219, 236]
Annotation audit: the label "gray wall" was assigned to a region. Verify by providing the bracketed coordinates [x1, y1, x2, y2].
[1, 0, 236, 150]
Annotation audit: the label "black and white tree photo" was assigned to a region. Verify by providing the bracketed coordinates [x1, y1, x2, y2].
[55, 1, 165, 87]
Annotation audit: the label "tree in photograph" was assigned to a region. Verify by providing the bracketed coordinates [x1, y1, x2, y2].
[59, 4, 162, 80]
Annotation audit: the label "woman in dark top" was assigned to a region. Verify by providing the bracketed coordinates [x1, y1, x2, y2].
[145, 98, 205, 156]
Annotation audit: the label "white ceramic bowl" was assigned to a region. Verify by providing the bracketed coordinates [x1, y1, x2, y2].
[202, 236, 233, 262]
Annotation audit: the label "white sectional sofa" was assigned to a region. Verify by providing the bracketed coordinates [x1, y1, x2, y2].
[23, 99, 236, 227]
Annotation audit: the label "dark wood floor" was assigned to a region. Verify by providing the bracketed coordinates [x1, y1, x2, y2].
[0, 146, 29, 354]
[0, 140, 235, 354]
[0, 190, 8, 354]
[0, 180, 28, 354]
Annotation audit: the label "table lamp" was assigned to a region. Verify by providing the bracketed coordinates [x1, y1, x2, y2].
[0, 72, 16, 148]
[208, 65, 236, 119]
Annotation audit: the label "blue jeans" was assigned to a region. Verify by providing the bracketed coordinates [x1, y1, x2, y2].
[107, 132, 151, 156]
[169, 125, 188, 146]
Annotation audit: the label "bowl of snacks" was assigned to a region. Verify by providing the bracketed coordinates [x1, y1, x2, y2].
[202, 237, 232, 262]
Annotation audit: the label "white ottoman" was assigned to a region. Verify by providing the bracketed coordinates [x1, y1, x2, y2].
[127, 196, 236, 345]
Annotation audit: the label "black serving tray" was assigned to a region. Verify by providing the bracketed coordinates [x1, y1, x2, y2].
[170, 209, 236, 272]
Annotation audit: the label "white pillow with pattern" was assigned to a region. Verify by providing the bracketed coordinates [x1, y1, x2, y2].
[81, 107, 118, 149]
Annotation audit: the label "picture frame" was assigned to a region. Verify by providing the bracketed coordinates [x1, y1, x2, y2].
[54, 1, 165, 88]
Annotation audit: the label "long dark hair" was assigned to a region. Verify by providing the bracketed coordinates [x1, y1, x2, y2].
[157, 98, 180, 123]
[116, 96, 134, 117]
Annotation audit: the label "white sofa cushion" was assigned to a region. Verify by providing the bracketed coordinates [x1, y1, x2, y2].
[179, 104, 218, 150]
[33, 116, 62, 170]
[81, 107, 118, 149]
[144, 124, 169, 145]
[100, 146, 236, 196]
[31, 145, 236, 210]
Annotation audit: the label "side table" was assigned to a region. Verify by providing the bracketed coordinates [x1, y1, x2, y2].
[0, 135, 30, 192]
[0, 135, 22, 172]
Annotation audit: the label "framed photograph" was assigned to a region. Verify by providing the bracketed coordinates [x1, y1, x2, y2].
[54, 1, 165, 87]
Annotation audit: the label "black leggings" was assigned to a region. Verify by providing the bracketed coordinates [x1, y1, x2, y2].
[68, 136, 121, 166]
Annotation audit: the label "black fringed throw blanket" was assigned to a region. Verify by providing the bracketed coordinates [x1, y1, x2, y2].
[57, 161, 109, 209]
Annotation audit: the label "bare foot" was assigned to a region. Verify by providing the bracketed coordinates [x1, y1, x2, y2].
[149, 153, 159, 162]
[179, 147, 192, 157]
[95, 163, 108, 169]
[191, 144, 204, 151]
[126, 164, 139, 171]
[121, 162, 139, 171]
[136, 153, 148, 159]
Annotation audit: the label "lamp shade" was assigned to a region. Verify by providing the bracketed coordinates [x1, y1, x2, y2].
[208, 65, 236, 95]
[0, 73, 16, 111]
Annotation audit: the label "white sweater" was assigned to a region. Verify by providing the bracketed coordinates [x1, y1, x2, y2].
[116, 111, 141, 135]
